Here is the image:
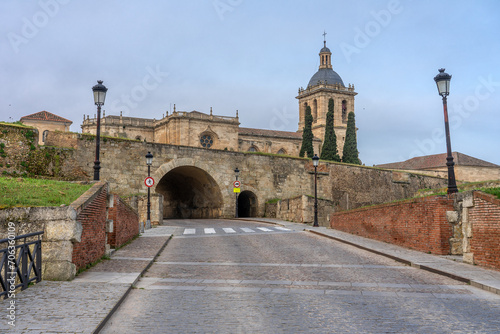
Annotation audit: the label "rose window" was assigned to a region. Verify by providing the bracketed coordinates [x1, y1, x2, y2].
[200, 134, 213, 148]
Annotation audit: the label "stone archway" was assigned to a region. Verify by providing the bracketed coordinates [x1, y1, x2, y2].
[238, 190, 258, 217]
[155, 165, 223, 219]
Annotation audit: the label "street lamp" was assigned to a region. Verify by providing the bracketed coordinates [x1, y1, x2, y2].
[312, 154, 319, 227]
[146, 151, 153, 229]
[92, 80, 108, 181]
[434, 68, 458, 194]
[234, 167, 240, 218]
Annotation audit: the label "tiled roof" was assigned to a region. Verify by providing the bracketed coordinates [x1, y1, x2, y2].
[20, 111, 72, 124]
[239, 127, 320, 141]
[376, 152, 499, 169]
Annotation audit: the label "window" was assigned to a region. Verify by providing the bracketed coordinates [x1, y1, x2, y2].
[200, 134, 214, 148]
[277, 148, 287, 155]
[248, 146, 258, 152]
[342, 100, 347, 122]
[42, 130, 49, 143]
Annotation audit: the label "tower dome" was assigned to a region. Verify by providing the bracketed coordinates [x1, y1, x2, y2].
[307, 41, 344, 87]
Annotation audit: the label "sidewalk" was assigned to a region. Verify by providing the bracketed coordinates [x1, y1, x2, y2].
[244, 217, 500, 296]
[0, 226, 178, 334]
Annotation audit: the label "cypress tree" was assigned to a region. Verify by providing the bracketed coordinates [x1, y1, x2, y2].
[320, 98, 340, 162]
[299, 105, 314, 158]
[342, 112, 361, 164]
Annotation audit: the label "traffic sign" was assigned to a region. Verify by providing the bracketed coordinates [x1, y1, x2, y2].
[233, 187, 240, 193]
[145, 177, 155, 187]
[233, 180, 241, 188]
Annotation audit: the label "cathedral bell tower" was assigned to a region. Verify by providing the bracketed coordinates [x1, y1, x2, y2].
[296, 35, 357, 158]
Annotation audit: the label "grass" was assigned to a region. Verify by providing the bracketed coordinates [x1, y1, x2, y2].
[481, 187, 500, 199]
[0, 176, 92, 209]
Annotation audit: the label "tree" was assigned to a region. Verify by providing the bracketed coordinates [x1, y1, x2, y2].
[320, 98, 341, 162]
[342, 111, 361, 164]
[299, 105, 314, 158]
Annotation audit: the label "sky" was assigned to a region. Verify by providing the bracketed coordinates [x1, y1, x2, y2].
[1, 0, 499, 166]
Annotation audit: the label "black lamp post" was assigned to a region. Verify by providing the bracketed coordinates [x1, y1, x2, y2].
[146, 151, 153, 228]
[234, 167, 240, 218]
[434, 68, 458, 194]
[92, 80, 108, 181]
[312, 154, 319, 227]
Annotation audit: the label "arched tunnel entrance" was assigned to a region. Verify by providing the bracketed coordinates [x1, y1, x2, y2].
[156, 166, 223, 219]
[238, 190, 258, 217]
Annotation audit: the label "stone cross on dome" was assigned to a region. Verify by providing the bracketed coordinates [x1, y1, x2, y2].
[323, 30, 327, 46]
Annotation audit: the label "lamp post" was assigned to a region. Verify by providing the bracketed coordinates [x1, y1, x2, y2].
[92, 80, 108, 181]
[312, 154, 319, 227]
[234, 167, 240, 218]
[434, 68, 458, 195]
[146, 151, 153, 229]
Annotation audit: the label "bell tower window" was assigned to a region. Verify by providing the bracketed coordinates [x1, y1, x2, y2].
[342, 100, 347, 123]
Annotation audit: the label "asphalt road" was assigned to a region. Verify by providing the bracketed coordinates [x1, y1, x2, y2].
[100, 219, 500, 334]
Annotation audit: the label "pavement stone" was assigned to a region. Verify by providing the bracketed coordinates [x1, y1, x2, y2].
[3, 219, 500, 333]
[0, 228, 171, 333]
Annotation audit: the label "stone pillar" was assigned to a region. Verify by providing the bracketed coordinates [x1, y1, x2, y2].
[461, 192, 474, 264]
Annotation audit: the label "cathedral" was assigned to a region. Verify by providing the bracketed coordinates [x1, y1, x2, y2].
[81, 41, 357, 157]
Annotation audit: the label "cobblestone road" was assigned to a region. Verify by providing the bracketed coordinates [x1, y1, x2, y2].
[101, 219, 500, 333]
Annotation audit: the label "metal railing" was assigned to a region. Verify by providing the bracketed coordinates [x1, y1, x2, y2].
[0, 231, 43, 299]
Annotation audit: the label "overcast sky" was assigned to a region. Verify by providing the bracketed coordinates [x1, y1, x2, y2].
[1, 0, 499, 166]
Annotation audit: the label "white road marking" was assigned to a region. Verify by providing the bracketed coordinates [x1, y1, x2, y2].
[183, 229, 196, 235]
[223, 228, 236, 233]
[274, 227, 291, 231]
[257, 227, 273, 232]
[204, 228, 216, 234]
[240, 228, 255, 233]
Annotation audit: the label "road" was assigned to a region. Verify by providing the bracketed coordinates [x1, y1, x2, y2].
[101, 219, 500, 333]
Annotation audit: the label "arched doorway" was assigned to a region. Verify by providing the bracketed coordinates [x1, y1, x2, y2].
[238, 191, 258, 217]
[156, 166, 223, 219]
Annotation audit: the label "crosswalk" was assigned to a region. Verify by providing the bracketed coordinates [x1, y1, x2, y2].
[180, 226, 292, 236]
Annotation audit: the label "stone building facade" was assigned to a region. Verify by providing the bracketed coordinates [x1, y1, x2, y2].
[81, 41, 354, 158]
[376, 152, 500, 182]
[20, 110, 72, 145]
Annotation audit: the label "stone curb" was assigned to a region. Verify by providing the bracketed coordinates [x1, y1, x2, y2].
[93, 235, 173, 334]
[240, 218, 500, 296]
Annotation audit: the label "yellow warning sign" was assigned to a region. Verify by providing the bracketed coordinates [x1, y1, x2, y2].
[233, 188, 241, 193]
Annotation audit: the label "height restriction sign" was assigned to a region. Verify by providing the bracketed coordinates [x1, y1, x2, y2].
[233, 181, 241, 188]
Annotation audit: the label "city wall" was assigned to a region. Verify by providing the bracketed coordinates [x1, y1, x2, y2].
[0, 181, 139, 280]
[43, 131, 447, 221]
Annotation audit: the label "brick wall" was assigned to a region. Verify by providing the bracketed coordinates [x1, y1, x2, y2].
[469, 192, 500, 270]
[330, 196, 455, 255]
[107, 194, 139, 248]
[71, 183, 108, 270]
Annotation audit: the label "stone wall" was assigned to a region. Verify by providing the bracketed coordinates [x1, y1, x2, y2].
[124, 193, 164, 226]
[44, 131, 447, 219]
[0, 206, 81, 281]
[265, 195, 334, 227]
[0, 124, 85, 179]
[453, 191, 500, 269]
[329, 195, 455, 255]
[0, 181, 139, 280]
[107, 194, 139, 248]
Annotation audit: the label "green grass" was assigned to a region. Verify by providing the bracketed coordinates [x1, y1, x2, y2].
[481, 187, 500, 199]
[0, 177, 92, 209]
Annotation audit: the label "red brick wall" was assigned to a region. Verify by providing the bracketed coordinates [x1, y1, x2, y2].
[72, 184, 108, 270]
[107, 195, 139, 248]
[330, 196, 454, 255]
[470, 192, 500, 270]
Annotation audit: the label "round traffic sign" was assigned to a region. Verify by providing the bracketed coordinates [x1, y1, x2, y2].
[145, 177, 155, 187]
[233, 180, 241, 188]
